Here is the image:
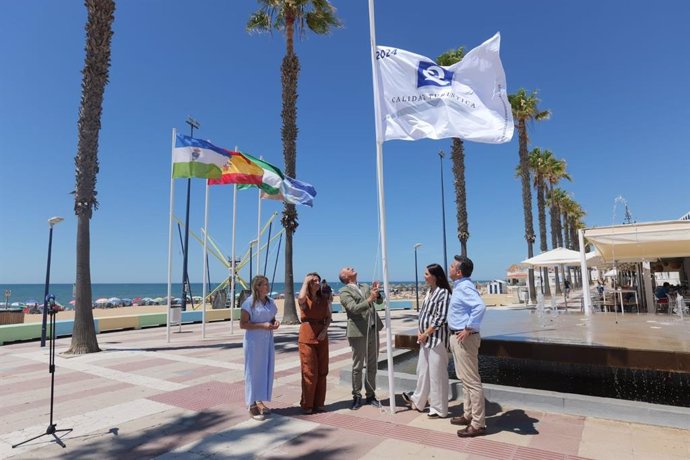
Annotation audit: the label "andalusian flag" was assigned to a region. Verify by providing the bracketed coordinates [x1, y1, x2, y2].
[172, 134, 230, 179]
[238, 153, 317, 206]
[241, 153, 284, 195]
[207, 150, 264, 186]
[261, 176, 317, 207]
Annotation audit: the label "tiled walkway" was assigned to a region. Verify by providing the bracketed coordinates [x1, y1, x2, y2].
[1, 311, 688, 459]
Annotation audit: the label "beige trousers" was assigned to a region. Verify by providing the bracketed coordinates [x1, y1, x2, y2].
[450, 333, 485, 428]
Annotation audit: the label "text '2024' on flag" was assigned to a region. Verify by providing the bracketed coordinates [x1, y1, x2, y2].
[374, 32, 514, 144]
[172, 133, 231, 179]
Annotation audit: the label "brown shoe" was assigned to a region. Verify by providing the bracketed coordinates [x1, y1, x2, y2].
[457, 425, 486, 438]
[249, 405, 265, 421]
[256, 401, 271, 415]
[450, 415, 472, 426]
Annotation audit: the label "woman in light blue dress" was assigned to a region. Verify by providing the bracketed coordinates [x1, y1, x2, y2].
[240, 275, 280, 421]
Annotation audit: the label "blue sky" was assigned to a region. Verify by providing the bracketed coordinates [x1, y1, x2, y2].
[1, 1, 689, 285]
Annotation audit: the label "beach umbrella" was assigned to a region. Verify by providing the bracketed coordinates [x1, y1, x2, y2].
[142, 297, 153, 305]
[152, 297, 165, 305]
[121, 298, 132, 306]
[95, 298, 109, 307]
[132, 296, 142, 305]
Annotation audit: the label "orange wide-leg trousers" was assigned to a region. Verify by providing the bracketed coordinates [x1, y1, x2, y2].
[299, 339, 329, 410]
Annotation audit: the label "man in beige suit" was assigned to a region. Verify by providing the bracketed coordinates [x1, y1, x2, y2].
[339, 266, 384, 410]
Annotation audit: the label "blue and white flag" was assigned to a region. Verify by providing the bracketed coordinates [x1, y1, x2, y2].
[260, 176, 317, 207]
[374, 33, 514, 144]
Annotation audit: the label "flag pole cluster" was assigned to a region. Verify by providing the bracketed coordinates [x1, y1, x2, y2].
[172, 133, 317, 206]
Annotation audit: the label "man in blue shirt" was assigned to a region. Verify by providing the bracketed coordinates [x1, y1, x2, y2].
[447, 255, 487, 437]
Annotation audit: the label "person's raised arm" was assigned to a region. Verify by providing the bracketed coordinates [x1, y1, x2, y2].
[298, 274, 312, 308]
[340, 287, 372, 315]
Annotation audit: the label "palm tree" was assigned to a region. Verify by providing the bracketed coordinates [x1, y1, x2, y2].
[436, 47, 469, 256]
[549, 187, 569, 249]
[67, 0, 115, 354]
[527, 147, 552, 296]
[247, 1, 341, 324]
[509, 89, 550, 301]
[544, 157, 571, 294]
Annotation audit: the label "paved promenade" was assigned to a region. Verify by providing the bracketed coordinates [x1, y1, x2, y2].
[1, 310, 688, 459]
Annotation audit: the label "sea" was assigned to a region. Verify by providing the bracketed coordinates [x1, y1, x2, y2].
[2, 279, 490, 305]
[1, 281, 415, 305]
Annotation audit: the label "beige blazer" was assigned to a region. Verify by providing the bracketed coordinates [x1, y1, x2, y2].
[339, 283, 384, 337]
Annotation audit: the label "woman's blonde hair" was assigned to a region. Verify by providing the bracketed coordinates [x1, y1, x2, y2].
[250, 275, 269, 308]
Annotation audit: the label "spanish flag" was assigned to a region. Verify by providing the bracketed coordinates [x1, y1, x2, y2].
[207, 150, 264, 186]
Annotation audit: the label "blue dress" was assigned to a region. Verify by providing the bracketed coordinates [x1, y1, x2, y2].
[242, 296, 278, 407]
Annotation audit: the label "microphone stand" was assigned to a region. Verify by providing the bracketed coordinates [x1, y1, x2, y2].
[13, 302, 73, 449]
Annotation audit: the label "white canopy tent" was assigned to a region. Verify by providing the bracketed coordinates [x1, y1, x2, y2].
[583, 220, 690, 262]
[522, 247, 600, 309]
[522, 247, 600, 267]
[578, 220, 690, 314]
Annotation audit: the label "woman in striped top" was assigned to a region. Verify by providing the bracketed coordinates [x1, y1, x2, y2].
[401, 263, 451, 418]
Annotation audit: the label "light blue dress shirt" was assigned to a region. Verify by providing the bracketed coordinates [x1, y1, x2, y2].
[447, 277, 486, 332]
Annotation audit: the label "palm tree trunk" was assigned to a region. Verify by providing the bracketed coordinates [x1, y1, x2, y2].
[69, 214, 100, 353]
[537, 183, 551, 296]
[67, 0, 114, 354]
[517, 121, 536, 300]
[279, 22, 301, 324]
[562, 212, 570, 249]
[549, 192, 561, 294]
[451, 138, 469, 257]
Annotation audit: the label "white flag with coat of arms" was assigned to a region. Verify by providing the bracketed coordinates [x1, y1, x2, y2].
[374, 33, 513, 144]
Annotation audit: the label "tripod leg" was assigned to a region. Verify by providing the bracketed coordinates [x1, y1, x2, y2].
[12, 431, 49, 449]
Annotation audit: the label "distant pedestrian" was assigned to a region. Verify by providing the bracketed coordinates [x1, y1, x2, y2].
[401, 263, 451, 418]
[448, 256, 487, 437]
[240, 275, 280, 421]
[298, 272, 331, 414]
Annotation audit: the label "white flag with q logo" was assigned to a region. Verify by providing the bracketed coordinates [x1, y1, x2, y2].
[374, 33, 513, 144]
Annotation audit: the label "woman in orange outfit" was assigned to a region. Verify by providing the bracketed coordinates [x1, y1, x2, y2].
[297, 272, 332, 414]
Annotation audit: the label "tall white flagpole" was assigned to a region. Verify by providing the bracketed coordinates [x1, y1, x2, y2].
[256, 157, 263, 276]
[166, 128, 177, 343]
[201, 181, 210, 338]
[368, 0, 396, 415]
[230, 145, 239, 335]
[578, 229, 592, 316]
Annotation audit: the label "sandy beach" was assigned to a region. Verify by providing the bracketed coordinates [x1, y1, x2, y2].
[20, 292, 516, 324]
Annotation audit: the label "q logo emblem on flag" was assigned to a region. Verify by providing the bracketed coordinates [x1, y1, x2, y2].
[417, 61, 453, 88]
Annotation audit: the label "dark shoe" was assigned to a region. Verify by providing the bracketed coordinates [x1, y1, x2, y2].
[350, 395, 362, 411]
[256, 401, 271, 415]
[365, 395, 381, 408]
[450, 415, 473, 426]
[401, 392, 412, 405]
[457, 425, 486, 438]
[303, 408, 313, 415]
[249, 405, 265, 421]
[400, 392, 418, 411]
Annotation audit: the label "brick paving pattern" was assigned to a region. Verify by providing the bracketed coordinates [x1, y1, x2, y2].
[1, 310, 688, 459]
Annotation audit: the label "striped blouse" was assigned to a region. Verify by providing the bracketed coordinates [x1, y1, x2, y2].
[418, 287, 450, 349]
